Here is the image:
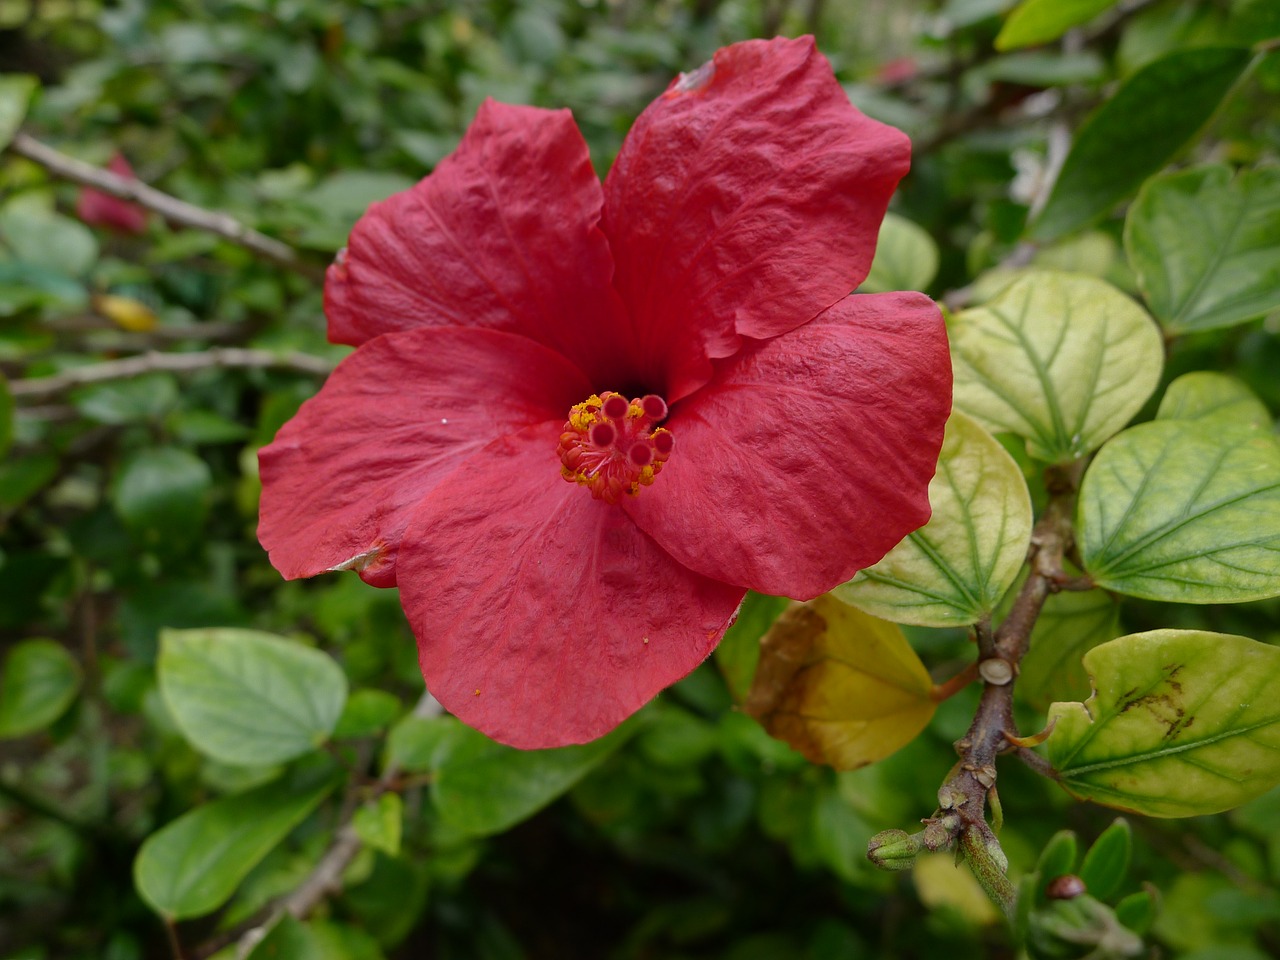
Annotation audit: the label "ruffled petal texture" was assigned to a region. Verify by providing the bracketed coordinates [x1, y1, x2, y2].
[258, 327, 591, 587]
[623, 292, 952, 600]
[326, 100, 631, 385]
[397, 423, 746, 749]
[602, 36, 911, 400]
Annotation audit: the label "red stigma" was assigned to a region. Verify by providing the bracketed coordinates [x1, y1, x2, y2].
[557, 391, 675, 504]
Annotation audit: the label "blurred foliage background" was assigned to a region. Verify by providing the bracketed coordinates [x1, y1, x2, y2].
[1, 0, 1279, 958]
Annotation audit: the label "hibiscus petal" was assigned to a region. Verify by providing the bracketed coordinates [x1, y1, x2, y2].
[602, 36, 911, 401]
[623, 292, 951, 600]
[397, 422, 746, 749]
[325, 99, 631, 385]
[258, 327, 591, 587]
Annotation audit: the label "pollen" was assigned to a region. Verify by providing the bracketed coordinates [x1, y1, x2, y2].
[557, 391, 674, 504]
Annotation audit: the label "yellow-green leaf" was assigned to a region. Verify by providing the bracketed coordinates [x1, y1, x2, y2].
[996, 0, 1120, 50]
[860, 212, 939, 294]
[950, 271, 1163, 463]
[1046, 630, 1280, 817]
[0, 639, 82, 738]
[1078, 420, 1280, 603]
[1155, 371, 1272, 433]
[744, 596, 935, 771]
[0, 75, 37, 151]
[836, 411, 1032, 627]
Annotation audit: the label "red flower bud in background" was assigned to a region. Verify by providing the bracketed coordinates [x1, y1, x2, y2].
[258, 36, 953, 749]
[77, 154, 148, 234]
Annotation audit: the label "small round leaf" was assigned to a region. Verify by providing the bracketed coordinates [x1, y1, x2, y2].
[950, 271, 1163, 463]
[0, 639, 82, 738]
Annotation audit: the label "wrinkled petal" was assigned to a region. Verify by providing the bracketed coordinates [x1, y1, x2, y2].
[602, 36, 911, 400]
[397, 422, 746, 748]
[624, 292, 951, 599]
[326, 99, 632, 385]
[258, 327, 591, 587]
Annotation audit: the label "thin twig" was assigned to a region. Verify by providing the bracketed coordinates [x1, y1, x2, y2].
[229, 691, 444, 959]
[10, 347, 335, 401]
[6, 133, 324, 281]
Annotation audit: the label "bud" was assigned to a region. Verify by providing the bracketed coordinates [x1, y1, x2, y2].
[867, 829, 922, 871]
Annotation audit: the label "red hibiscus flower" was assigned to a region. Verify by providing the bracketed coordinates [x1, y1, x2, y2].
[76, 154, 148, 235]
[258, 36, 951, 749]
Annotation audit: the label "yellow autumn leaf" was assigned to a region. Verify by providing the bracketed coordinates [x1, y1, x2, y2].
[94, 293, 157, 332]
[744, 595, 935, 770]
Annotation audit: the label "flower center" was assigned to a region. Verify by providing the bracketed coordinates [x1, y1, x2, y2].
[557, 392, 674, 504]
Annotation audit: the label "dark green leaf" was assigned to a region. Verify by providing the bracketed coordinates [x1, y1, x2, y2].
[1032, 47, 1255, 240]
[111, 446, 211, 539]
[1035, 830, 1079, 900]
[73, 373, 180, 425]
[0, 372, 11, 459]
[133, 762, 339, 919]
[0, 639, 82, 738]
[714, 592, 789, 702]
[1079, 819, 1131, 901]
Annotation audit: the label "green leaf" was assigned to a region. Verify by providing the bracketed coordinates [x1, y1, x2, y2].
[0, 205, 99, 276]
[1125, 165, 1280, 334]
[73, 373, 180, 425]
[0, 372, 12, 459]
[0, 75, 37, 151]
[859, 212, 939, 294]
[383, 713, 457, 774]
[159, 628, 348, 765]
[837, 411, 1032, 627]
[352, 793, 402, 857]
[1017, 585, 1122, 710]
[0, 639, 82, 738]
[745, 596, 936, 770]
[1079, 818, 1131, 902]
[111, 446, 211, 538]
[430, 715, 635, 838]
[1035, 830, 1079, 897]
[1078, 420, 1280, 603]
[333, 689, 402, 739]
[1155, 371, 1272, 432]
[1046, 630, 1280, 817]
[995, 0, 1120, 50]
[714, 592, 789, 702]
[949, 271, 1163, 463]
[1031, 47, 1255, 240]
[1114, 888, 1157, 935]
[134, 761, 339, 919]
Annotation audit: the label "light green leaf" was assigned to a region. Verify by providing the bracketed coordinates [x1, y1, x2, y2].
[1155, 371, 1272, 432]
[860, 212, 939, 294]
[112, 446, 211, 538]
[0, 75, 36, 151]
[134, 762, 339, 919]
[0, 205, 99, 276]
[159, 628, 348, 765]
[836, 412, 1032, 627]
[996, 0, 1120, 50]
[383, 713, 457, 774]
[1017, 586, 1122, 710]
[1046, 630, 1280, 817]
[0, 639, 82, 738]
[352, 793, 402, 857]
[333, 688, 402, 739]
[430, 715, 635, 838]
[1078, 420, 1280, 603]
[1125, 165, 1280, 334]
[949, 271, 1164, 463]
[1031, 47, 1255, 240]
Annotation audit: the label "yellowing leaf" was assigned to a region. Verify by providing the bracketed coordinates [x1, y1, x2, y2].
[745, 595, 935, 771]
[1047, 630, 1280, 817]
[950, 271, 1164, 463]
[94, 293, 158, 332]
[836, 411, 1032, 627]
[914, 854, 1002, 926]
